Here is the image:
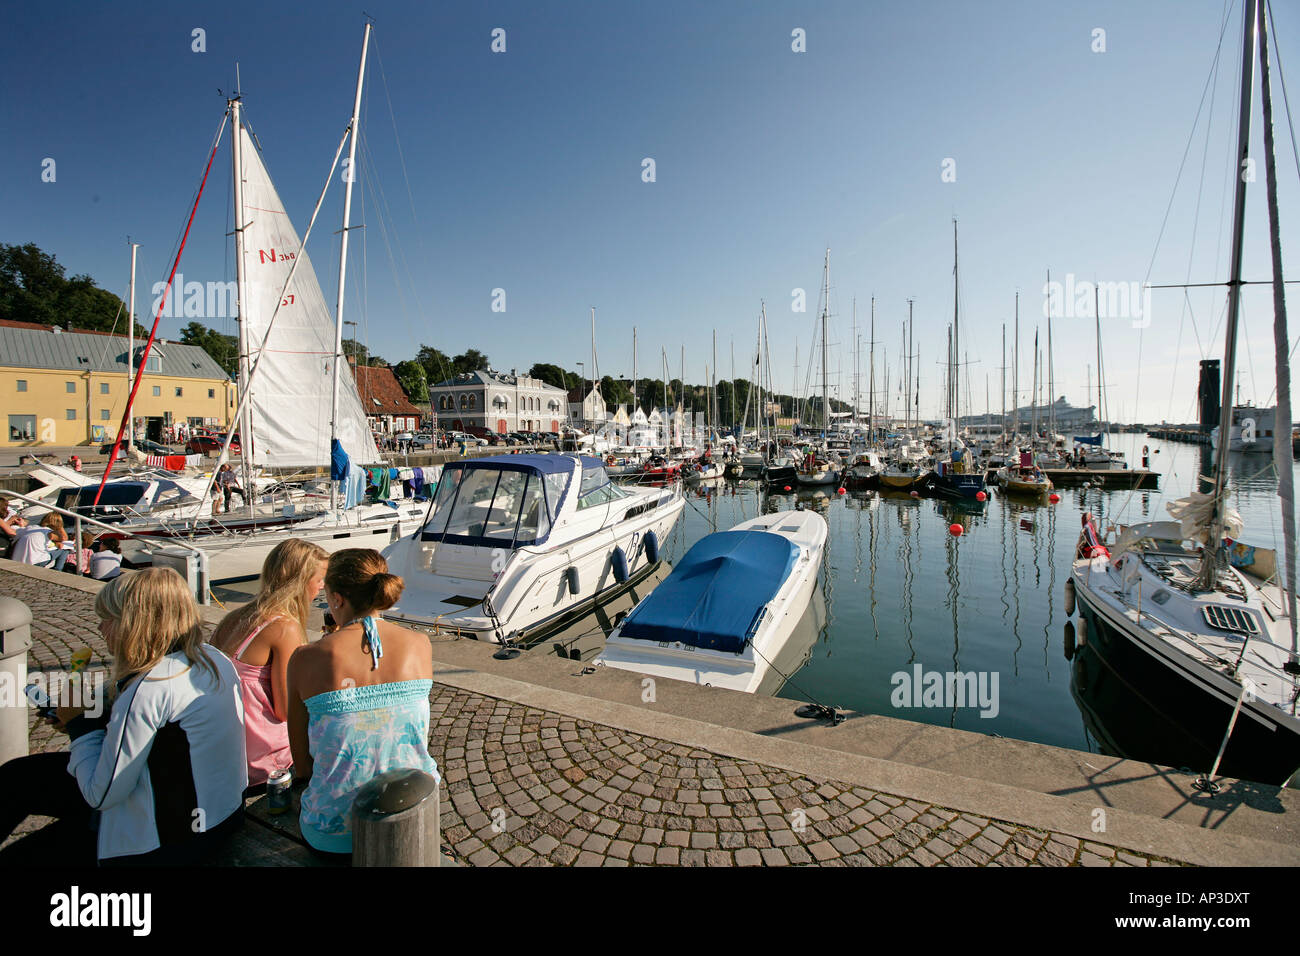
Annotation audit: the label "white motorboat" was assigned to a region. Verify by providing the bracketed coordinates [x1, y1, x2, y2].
[382, 454, 685, 643]
[595, 510, 827, 693]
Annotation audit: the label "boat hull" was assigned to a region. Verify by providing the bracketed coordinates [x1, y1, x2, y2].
[1073, 577, 1300, 786]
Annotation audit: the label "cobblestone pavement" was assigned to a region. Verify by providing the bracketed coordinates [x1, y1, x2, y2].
[2, 569, 1186, 866]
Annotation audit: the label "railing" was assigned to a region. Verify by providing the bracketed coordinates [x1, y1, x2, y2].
[3, 488, 211, 604]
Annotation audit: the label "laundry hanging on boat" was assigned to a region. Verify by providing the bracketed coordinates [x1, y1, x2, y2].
[344, 462, 366, 509]
[331, 439, 350, 481]
[369, 466, 391, 500]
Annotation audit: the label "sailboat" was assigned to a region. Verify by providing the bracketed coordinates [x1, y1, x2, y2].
[119, 25, 427, 584]
[796, 249, 842, 488]
[1068, 0, 1300, 786]
[931, 220, 987, 501]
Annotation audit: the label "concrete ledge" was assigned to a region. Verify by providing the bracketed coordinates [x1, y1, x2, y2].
[427, 635, 1300, 866]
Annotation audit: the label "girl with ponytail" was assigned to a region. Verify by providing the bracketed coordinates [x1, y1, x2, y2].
[287, 549, 438, 856]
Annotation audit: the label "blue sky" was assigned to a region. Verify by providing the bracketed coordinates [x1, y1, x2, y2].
[6, 0, 1300, 423]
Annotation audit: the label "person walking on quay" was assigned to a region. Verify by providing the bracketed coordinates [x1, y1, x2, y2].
[217, 463, 246, 514]
[0, 569, 247, 865]
[210, 538, 328, 792]
[287, 549, 438, 858]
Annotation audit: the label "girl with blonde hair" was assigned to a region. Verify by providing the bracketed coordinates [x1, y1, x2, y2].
[288, 548, 438, 856]
[0, 569, 247, 865]
[211, 537, 328, 788]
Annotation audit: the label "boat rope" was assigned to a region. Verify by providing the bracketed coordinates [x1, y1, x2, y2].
[745, 634, 844, 725]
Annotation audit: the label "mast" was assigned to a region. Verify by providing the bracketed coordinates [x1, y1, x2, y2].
[1047, 269, 1055, 439]
[852, 298, 858, 429]
[1000, 322, 1006, 442]
[230, 94, 254, 503]
[1012, 293, 1020, 442]
[1031, 329, 1040, 439]
[953, 218, 960, 430]
[329, 21, 371, 512]
[907, 300, 914, 431]
[1095, 285, 1104, 435]
[632, 326, 637, 415]
[1200, 0, 1257, 588]
[1258, 0, 1299, 665]
[821, 247, 830, 436]
[869, 297, 876, 442]
[127, 242, 139, 449]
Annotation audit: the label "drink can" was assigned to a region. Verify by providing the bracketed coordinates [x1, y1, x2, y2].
[267, 768, 293, 815]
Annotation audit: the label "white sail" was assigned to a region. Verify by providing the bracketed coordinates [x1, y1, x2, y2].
[237, 127, 382, 468]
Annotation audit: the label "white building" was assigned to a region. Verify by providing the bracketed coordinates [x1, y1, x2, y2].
[431, 369, 568, 434]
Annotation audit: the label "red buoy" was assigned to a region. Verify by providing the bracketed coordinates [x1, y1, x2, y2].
[783, 485, 791, 491]
[1049, 493, 1061, 503]
[837, 486, 846, 495]
[948, 523, 963, 537]
[910, 490, 919, 498]
[975, 491, 987, 502]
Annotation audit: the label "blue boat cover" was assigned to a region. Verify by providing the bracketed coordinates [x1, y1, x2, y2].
[444, 453, 582, 475]
[620, 530, 798, 654]
[1074, 434, 1103, 446]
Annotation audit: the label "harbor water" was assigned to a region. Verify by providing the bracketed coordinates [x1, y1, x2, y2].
[655, 431, 1297, 773]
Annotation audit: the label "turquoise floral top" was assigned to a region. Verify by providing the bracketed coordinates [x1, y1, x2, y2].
[299, 678, 439, 854]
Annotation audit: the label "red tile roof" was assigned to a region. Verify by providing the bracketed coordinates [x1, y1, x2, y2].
[352, 363, 424, 417]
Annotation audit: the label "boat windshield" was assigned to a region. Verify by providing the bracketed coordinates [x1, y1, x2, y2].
[576, 464, 630, 510]
[421, 464, 571, 546]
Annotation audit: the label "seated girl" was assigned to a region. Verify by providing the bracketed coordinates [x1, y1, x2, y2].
[0, 569, 247, 864]
[287, 548, 438, 856]
[210, 538, 328, 790]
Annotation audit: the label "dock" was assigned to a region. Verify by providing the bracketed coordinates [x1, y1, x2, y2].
[4, 560, 1297, 867]
[1041, 468, 1160, 489]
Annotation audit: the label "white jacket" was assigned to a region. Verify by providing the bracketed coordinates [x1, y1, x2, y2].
[66, 649, 247, 860]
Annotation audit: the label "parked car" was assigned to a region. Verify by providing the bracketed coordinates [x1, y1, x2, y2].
[99, 438, 171, 456]
[464, 426, 506, 446]
[185, 432, 241, 455]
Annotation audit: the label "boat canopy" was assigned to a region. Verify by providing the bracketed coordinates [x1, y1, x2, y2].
[421, 455, 577, 547]
[619, 530, 798, 653]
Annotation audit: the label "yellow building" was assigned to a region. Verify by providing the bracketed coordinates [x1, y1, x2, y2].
[1, 321, 237, 447]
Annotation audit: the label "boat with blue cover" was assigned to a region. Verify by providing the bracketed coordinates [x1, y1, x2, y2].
[381, 453, 684, 643]
[595, 510, 827, 692]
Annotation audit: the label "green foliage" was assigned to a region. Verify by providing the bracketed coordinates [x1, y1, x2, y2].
[452, 349, 489, 376]
[416, 344, 454, 384]
[0, 242, 143, 335]
[394, 359, 429, 404]
[178, 321, 239, 379]
[343, 338, 387, 367]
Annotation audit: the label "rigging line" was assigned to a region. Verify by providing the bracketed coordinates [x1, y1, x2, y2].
[1266, 0, 1300, 188]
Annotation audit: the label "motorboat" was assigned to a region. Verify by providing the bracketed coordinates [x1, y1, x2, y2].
[683, 459, 724, 482]
[846, 450, 883, 488]
[595, 510, 827, 693]
[381, 454, 685, 643]
[878, 441, 931, 491]
[997, 451, 1053, 498]
[795, 448, 842, 487]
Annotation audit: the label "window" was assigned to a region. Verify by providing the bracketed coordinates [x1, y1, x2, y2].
[100, 382, 109, 394]
[8, 415, 36, 441]
[459, 395, 467, 410]
[208, 388, 215, 399]
[66, 381, 76, 393]
[152, 386, 161, 397]
[175, 387, 183, 397]
[16, 380, 27, 392]
[66, 408, 76, 421]
[100, 409, 111, 420]
[468, 394, 477, 409]
[145, 355, 161, 373]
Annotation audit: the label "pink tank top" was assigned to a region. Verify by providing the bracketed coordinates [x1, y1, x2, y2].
[232, 616, 292, 786]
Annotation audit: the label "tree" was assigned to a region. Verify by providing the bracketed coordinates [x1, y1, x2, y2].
[528, 362, 583, 392]
[179, 321, 239, 379]
[452, 349, 490, 376]
[394, 360, 429, 404]
[342, 338, 387, 367]
[0, 242, 143, 335]
[416, 344, 454, 384]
